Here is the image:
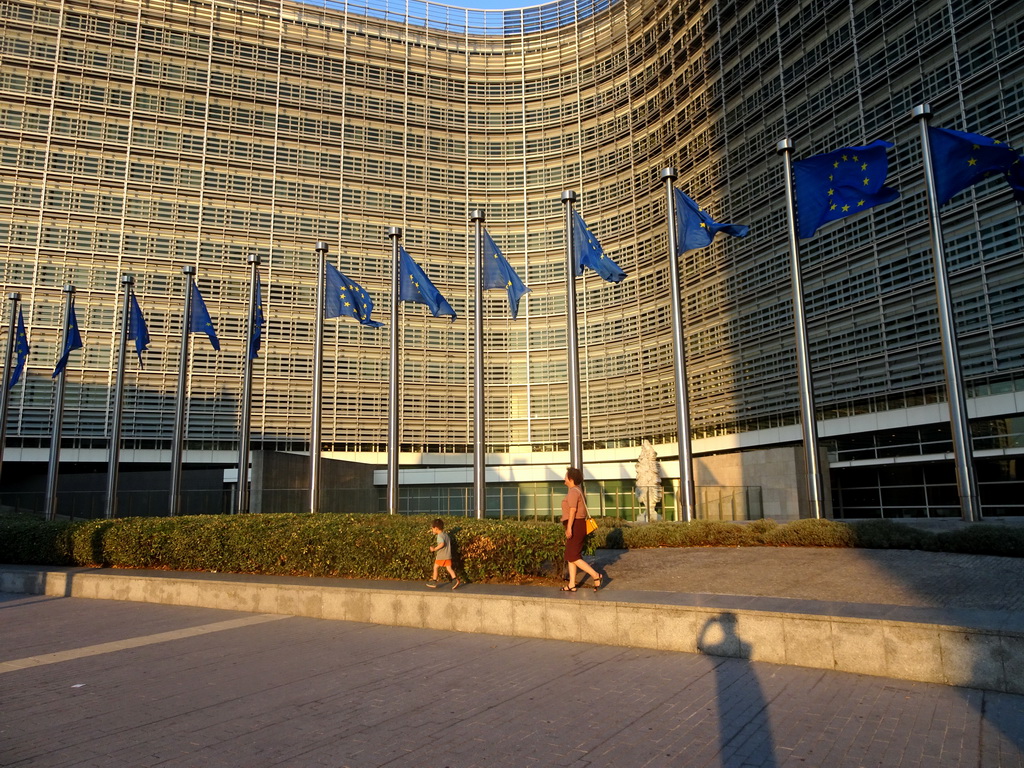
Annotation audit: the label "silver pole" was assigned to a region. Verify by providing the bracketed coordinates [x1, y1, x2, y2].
[169, 265, 196, 517]
[45, 285, 75, 522]
[237, 253, 260, 514]
[662, 169, 697, 522]
[386, 227, 402, 515]
[471, 209, 486, 520]
[310, 242, 327, 514]
[913, 103, 981, 522]
[0, 292, 21, 484]
[561, 191, 583, 470]
[776, 140, 825, 519]
[104, 275, 132, 519]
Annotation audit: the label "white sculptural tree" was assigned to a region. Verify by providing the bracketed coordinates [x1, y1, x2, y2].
[634, 439, 663, 522]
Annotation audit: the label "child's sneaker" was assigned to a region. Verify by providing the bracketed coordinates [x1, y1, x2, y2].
[425, 579, 438, 588]
[451, 579, 461, 590]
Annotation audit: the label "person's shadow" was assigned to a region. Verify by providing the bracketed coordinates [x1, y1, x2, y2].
[697, 612, 778, 768]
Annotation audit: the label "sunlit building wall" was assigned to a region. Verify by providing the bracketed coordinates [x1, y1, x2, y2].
[1, 0, 1023, 516]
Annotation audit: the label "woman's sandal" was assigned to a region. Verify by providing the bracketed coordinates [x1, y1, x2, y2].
[560, 585, 578, 592]
[593, 576, 603, 591]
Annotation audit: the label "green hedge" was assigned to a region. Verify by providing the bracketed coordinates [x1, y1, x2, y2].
[589, 517, 860, 549]
[591, 516, 1024, 554]
[0, 514, 568, 582]
[0, 516, 77, 565]
[2, 515, 1022, 584]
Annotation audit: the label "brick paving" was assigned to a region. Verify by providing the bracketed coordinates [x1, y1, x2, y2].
[2, 592, 1023, 767]
[591, 547, 1024, 612]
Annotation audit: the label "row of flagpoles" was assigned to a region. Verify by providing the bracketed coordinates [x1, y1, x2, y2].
[776, 107, 1024, 523]
[1, 104, 1021, 521]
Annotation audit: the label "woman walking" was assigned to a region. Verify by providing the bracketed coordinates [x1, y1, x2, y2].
[560, 466, 603, 592]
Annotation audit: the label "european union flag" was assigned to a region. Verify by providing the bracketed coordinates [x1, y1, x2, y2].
[128, 291, 150, 367]
[793, 140, 900, 239]
[1008, 157, 1024, 204]
[249, 272, 265, 359]
[482, 229, 530, 319]
[674, 188, 749, 251]
[928, 126, 1019, 206]
[189, 282, 220, 351]
[325, 262, 383, 328]
[398, 247, 456, 321]
[52, 300, 83, 378]
[7, 307, 28, 389]
[571, 210, 627, 283]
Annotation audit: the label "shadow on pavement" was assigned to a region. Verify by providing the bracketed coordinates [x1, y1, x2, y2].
[698, 612, 778, 768]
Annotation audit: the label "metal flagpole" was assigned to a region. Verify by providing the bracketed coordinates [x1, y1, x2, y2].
[310, 242, 327, 514]
[776, 140, 825, 519]
[661, 169, 697, 522]
[561, 191, 583, 471]
[237, 253, 260, 514]
[471, 210, 486, 520]
[0, 292, 20, 484]
[104, 275, 132, 519]
[169, 265, 195, 518]
[913, 103, 981, 522]
[386, 227, 402, 515]
[45, 285, 75, 522]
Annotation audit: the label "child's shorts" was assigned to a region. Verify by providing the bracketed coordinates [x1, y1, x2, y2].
[435, 559, 452, 567]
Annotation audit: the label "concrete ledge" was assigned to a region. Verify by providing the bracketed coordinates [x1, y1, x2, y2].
[3, 565, 1022, 694]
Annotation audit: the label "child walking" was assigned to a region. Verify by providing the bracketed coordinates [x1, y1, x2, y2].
[426, 518, 461, 589]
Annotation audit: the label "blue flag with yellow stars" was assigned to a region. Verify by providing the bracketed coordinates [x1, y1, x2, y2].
[248, 272, 265, 359]
[928, 126, 1020, 206]
[1008, 157, 1024, 204]
[793, 140, 900, 239]
[189, 281, 220, 351]
[398, 247, 456, 321]
[128, 291, 150, 367]
[8, 307, 29, 389]
[52, 300, 83, 378]
[482, 229, 530, 319]
[571, 210, 627, 283]
[674, 188, 749, 251]
[325, 262, 383, 328]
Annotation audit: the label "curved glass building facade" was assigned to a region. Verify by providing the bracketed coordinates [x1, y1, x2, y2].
[1, 0, 1023, 517]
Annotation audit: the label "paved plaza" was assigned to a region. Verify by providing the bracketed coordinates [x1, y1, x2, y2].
[2, 589, 1023, 768]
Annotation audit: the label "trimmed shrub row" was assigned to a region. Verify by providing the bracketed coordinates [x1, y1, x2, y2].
[589, 518, 856, 549]
[2, 515, 1023, 584]
[592, 516, 1024, 556]
[0, 514, 568, 583]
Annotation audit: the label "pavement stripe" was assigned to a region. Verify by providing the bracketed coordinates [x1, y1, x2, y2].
[0, 614, 290, 674]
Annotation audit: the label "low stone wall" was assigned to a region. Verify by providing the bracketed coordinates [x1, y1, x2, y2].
[2, 566, 1020, 694]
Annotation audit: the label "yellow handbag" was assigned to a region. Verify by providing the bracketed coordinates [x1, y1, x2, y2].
[581, 495, 598, 532]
